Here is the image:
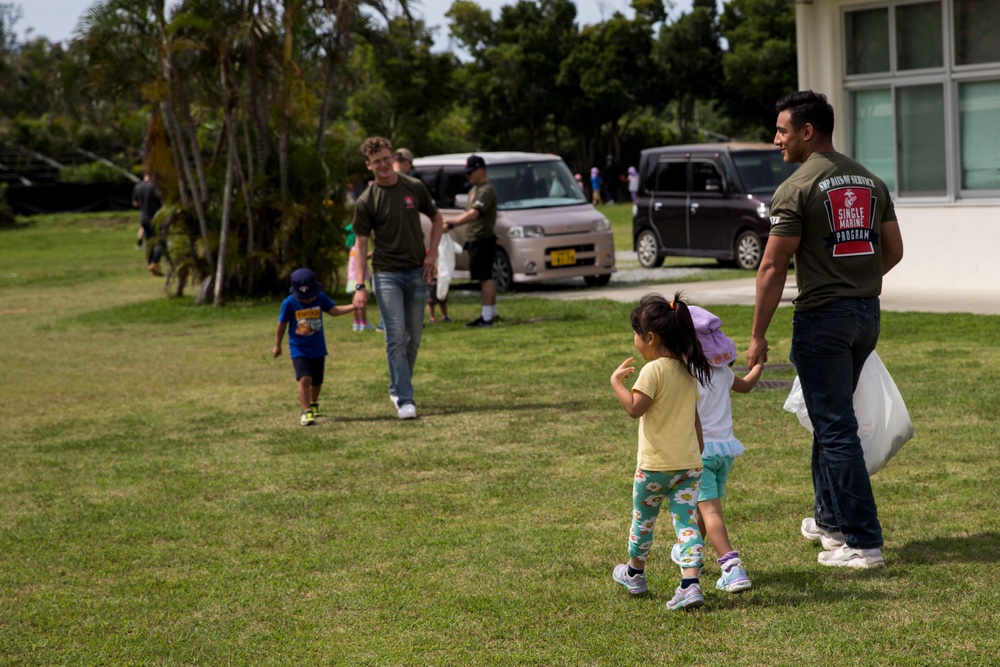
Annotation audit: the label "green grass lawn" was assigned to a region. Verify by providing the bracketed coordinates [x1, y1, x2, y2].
[1, 213, 998, 666]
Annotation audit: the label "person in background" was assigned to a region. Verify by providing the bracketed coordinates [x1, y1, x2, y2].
[590, 167, 603, 206]
[627, 166, 640, 203]
[393, 148, 414, 175]
[132, 173, 164, 276]
[444, 155, 500, 328]
[602, 154, 621, 204]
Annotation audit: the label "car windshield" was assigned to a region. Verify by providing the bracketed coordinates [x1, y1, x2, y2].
[487, 160, 588, 210]
[731, 151, 800, 195]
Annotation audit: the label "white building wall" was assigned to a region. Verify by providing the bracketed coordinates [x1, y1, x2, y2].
[797, 0, 1000, 295]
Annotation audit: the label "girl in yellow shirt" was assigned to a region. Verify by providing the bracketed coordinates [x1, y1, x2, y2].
[610, 292, 712, 611]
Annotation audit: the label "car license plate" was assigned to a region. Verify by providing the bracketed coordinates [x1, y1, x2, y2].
[550, 249, 576, 267]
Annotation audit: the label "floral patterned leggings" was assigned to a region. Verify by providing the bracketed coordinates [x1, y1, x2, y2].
[628, 468, 704, 566]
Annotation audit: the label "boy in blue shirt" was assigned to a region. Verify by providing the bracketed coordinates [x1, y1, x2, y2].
[273, 268, 354, 425]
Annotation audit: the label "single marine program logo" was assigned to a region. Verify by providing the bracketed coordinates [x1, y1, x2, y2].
[404, 195, 415, 209]
[823, 186, 879, 257]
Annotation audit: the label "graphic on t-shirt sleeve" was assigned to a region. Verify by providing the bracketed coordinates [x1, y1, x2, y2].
[294, 307, 323, 336]
[822, 186, 880, 257]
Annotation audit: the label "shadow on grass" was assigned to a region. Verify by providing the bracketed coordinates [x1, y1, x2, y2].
[894, 532, 1000, 565]
[331, 400, 591, 423]
[617, 566, 894, 612]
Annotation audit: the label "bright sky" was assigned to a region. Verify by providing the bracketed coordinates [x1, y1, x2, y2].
[20, 0, 698, 50]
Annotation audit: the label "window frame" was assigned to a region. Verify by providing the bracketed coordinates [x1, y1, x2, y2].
[842, 0, 1000, 202]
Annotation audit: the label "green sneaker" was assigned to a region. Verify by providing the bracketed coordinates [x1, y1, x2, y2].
[310, 402, 322, 418]
[300, 409, 316, 426]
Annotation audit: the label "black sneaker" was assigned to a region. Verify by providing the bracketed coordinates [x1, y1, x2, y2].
[466, 316, 494, 327]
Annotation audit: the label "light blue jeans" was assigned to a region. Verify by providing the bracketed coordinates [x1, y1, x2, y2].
[374, 268, 426, 407]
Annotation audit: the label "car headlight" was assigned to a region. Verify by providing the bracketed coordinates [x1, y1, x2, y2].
[508, 225, 545, 239]
[756, 203, 769, 219]
[591, 218, 611, 232]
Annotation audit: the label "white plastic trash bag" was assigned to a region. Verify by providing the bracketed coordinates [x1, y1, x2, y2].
[436, 232, 463, 302]
[783, 351, 914, 475]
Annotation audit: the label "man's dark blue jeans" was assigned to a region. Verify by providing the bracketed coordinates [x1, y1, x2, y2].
[790, 297, 883, 549]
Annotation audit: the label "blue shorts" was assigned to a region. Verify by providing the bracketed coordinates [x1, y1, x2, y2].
[698, 455, 735, 502]
[292, 356, 325, 385]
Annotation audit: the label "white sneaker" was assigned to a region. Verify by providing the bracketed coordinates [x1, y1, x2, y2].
[801, 517, 846, 550]
[818, 545, 885, 569]
[389, 393, 399, 409]
[397, 404, 417, 420]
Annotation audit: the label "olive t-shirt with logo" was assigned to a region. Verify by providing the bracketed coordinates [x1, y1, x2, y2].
[465, 180, 497, 241]
[353, 174, 439, 272]
[768, 151, 897, 312]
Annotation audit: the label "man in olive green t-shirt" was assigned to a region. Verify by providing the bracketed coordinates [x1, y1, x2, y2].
[352, 136, 445, 419]
[748, 91, 904, 570]
[444, 155, 499, 327]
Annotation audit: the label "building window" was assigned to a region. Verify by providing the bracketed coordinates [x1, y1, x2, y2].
[955, 0, 1000, 65]
[846, 8, 889, 74]
[897, 2, 942, 70]
[844, 1, 1000, 200]
[959, 80, 1000, 190]
[851, 89, 896, 190]
[897, 85, 946, 195]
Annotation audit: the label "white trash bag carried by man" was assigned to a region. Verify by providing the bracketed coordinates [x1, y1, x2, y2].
[783, 351, 914, 475]
[436, 231, 464, 302]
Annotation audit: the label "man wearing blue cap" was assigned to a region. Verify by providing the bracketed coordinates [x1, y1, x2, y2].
[444, 154, 499, 327]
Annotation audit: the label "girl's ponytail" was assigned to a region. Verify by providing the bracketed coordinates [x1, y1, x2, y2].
[631, 292, 712, 386]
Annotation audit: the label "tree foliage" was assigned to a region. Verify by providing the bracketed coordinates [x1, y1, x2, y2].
[0, 0, 799, 303]
[719, 0, 797, 140]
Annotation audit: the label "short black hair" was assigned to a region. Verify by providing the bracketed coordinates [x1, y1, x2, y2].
[776, 90, 835, 138]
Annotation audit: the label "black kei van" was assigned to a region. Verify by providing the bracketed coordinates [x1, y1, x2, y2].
[632, 143, 798, 270]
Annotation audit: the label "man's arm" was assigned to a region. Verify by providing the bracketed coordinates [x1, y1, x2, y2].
[444, 208, 480, 229]
[880, 219, 904, 275]
[748, 234, 798, 367]
[352, 235, 370, 309]
[424, 212, 445, 283]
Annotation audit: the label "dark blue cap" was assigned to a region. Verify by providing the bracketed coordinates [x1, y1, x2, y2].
[464, 155, 487, 174]
[290, 268, 322, 299]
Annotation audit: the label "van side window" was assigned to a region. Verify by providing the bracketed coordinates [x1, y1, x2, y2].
[416, 171, 439, 203]
[443, 171, 471, 208]
[651, 160, 687, 193]
[692, 161, 724, 193]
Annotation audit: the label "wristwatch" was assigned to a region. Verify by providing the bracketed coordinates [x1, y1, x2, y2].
[355, 283, 366, 291]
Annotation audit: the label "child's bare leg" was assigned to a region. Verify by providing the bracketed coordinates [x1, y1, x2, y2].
[697, 498, 733, 556]
[310, 383, 321, 405]
[298, 376, 313, 411]
[353, 306, 365, 322]
[440, 301, 449, 317]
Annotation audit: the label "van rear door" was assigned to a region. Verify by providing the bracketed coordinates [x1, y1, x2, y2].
[648, 158, 688, 251]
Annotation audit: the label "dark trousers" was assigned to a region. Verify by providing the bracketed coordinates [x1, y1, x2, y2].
[790, 297, 883, 549]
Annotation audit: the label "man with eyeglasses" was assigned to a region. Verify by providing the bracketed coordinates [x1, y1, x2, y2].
[352, 137, 444, 419]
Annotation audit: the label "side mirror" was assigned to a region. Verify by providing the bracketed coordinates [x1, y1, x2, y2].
[454, 194, 469, 208]
[705, 178, 723, 192]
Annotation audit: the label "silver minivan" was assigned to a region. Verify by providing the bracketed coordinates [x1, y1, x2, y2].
[412, 152, 615, 292]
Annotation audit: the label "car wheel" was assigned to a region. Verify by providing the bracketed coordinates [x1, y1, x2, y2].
[635, 229, 664, 268]
[492, 248, 514, 293]
[735, 231, 763, 270]
[584, 274, 611, 287]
